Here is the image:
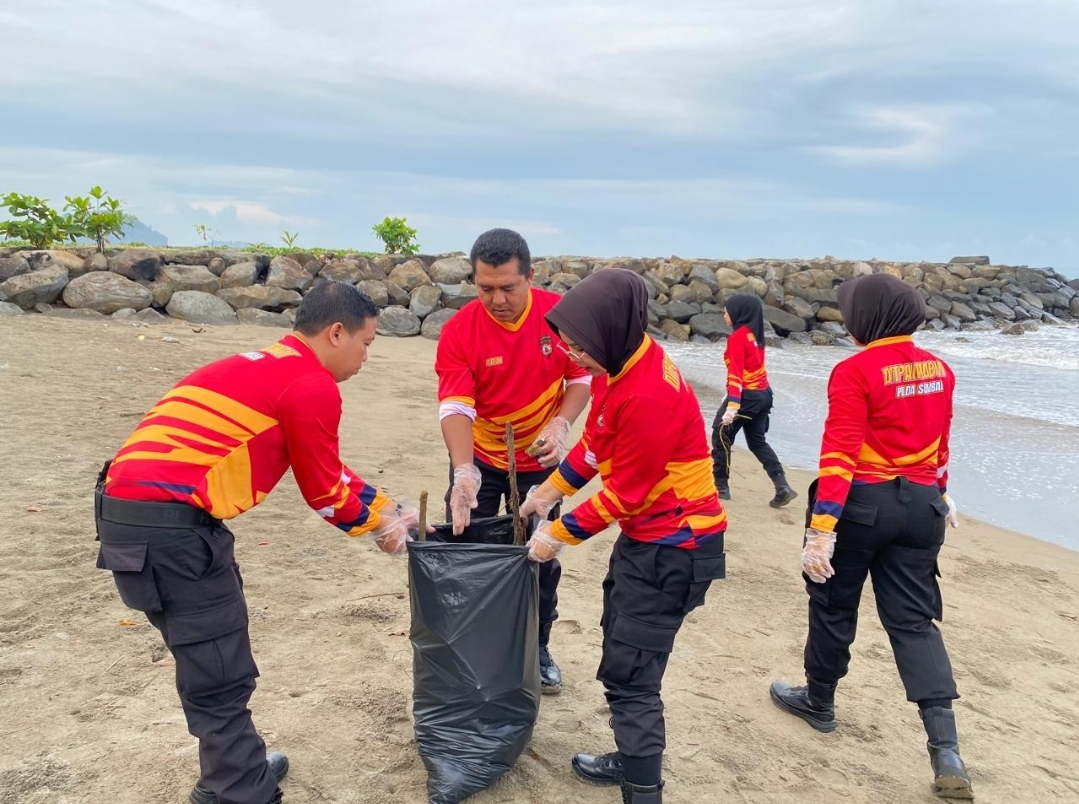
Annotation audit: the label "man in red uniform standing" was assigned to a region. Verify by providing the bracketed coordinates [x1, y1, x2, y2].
[95, 282, 420, 804]
[770, 273, 972, 799]
[436, 228, 591, 693]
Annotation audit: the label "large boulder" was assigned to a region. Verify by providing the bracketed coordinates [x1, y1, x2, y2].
[356, 280, 390, 308]
[715, 267, 748, 291]
[216, 285, 303, 311]
[160, 264, 221, 296]
[428, 256, 472, 285]
[409, 285, 443, 319]
[439, 283, 479, 310]
[319, 258, 372, 284]
[237, 308, 291, 327]
[219, 261, 260, 290]
[663, 300, 700, 324]
[387, 259, 432, 292]
[0, 265, 69, 309]
[420, 308, 456, 340]
[266, 256, 313, 292]
[167, 291, 239, 325]
[62, 272, 153, 314]
[109, 248, 163, 281]
[376, 305, 421, 337]
[949, 255, 991, 266]
[781, 296, 815, 321]
[763, 304, 808, 334]
[688, 313, 732, 340]
[0, 255, 31, 281]
[0, 301, 24, 316]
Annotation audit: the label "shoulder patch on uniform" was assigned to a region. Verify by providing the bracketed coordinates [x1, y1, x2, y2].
[240, 351, 266, 361]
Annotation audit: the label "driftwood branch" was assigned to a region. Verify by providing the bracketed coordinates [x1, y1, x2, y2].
[506, 422, 526, 545]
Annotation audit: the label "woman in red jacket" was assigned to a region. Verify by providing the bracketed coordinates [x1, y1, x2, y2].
[769, 273, 972, 799]
[519, 268, 727, 804]
[711, 293, 797, 507]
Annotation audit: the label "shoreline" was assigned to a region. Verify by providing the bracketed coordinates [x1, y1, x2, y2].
[1, 316, 1078, 803]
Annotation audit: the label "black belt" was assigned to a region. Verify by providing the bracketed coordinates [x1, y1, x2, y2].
[96, 492, 219, 528]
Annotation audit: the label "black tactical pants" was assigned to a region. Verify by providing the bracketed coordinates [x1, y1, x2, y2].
[711, 388, 783, 482]
[598, 533, 726, 766]
[804, 477, 960, 704]
[95, 500, 275, 804]
[445, 457, 561, 626]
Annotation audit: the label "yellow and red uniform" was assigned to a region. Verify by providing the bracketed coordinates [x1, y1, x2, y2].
[547, 336, 726, 547]
[811, 335, 954, 532]
[724, 325, 769, 412]
[105, 334, 391, 535]
[435, 287, 591, 471]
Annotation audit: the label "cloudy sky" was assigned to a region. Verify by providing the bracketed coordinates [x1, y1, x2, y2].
[1, 0, 1076, 272]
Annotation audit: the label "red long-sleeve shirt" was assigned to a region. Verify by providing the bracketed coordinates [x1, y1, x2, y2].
[105, 334, 391, 536]
[724, 326, 769, 411]
[810, 335, 954, 532]
[547, 336, 726, 547]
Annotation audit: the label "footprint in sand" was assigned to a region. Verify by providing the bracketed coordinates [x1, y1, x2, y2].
[811, 766, 851, 790]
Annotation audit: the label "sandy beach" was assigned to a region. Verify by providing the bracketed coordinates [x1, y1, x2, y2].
[1, 315, 1077, 804]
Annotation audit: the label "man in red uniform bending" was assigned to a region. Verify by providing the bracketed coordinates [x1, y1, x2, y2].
[435, 228, 592, 693]
[95, 282, 420, 804]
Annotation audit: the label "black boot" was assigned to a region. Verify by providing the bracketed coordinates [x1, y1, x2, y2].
[539, 621, 562, 694]
[769, 472, 798, 508]
[190, 752, 289, 804]
[621, 781, 663, 803]
[715, 478, 731, 500]
[572, 752, 624, 787]
[769, 678, 837, 732]
[921, 706, 973, 799]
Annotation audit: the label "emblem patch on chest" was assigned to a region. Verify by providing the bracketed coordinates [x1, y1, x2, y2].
[485, 356, 504, 367]
[540, 335, 553, 357]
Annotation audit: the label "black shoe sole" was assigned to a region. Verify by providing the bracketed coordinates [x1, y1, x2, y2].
[769, 685, 836, 733]
[541, 682, 562, 695]
[571, 758, 623, 787]
[933, 775, 974, 799]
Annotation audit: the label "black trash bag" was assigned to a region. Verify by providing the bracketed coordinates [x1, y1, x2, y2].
[408, 515, 541, 804]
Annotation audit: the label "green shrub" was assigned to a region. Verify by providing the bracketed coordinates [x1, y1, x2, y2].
[0, 192, 80, 248]
[371, 216, 419, 255]
[65, 186, 136, 253]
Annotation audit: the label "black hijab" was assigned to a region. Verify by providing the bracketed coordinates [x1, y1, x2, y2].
[837, 273, 927, 344]
[724, 293, 766, 344]
[545, 269, 649, 375]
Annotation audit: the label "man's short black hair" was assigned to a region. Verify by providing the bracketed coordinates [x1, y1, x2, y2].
[293, 280, 378, 335]
[470, 228, 531, 274]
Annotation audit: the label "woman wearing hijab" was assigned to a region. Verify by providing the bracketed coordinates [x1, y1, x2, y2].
[769, 273, 972, 799]
[518, 268, 727, 804]
[711, 293, 797, 507]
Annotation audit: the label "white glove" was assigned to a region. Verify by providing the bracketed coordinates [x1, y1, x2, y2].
[942, 493, 958, 529]
[526, 522, 567, 563]
[529, 416, 572, 468]
[518, 484, 563, 522]
[721, 407, 738, 427]
[372, 504, 415, 555]
[802, 527, 836, 584]
[450, 463, 482, 535]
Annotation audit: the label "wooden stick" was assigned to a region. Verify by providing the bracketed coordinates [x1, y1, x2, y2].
[418, 490, 428, 541]
[506, 422, 526, 545]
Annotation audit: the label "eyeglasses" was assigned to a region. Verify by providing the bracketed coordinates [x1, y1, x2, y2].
[556, 343, 586, 365]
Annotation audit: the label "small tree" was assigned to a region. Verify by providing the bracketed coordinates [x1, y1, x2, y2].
[64, 187, 136, 253]
[0, 192, 80, 249]
[280, 230, 300, 249]
[193, 223, 218, 247]
[371, 216, 419, 255]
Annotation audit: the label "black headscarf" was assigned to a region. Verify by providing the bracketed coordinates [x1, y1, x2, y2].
[724, 293, 766, 344]
[545, 268, 648, 375]
[837, 273, 927, 344]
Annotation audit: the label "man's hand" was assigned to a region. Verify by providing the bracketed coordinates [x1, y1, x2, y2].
[518, 484, 563, 521]
[801, 527, 837, 584]
[450, 463, 482, 535]
[526, 522, 567, 563]
[721, 407, 738, 427]
[529, 416, 572, 468]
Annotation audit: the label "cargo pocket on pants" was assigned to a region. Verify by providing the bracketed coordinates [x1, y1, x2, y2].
[685, 553, 726, 613]
[166, 596, 258, 694]
[598, 614, 680, 689]
[96, 542, 162, 613]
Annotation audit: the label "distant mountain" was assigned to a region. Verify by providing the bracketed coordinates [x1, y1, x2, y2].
[121, 220, 168, 246]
